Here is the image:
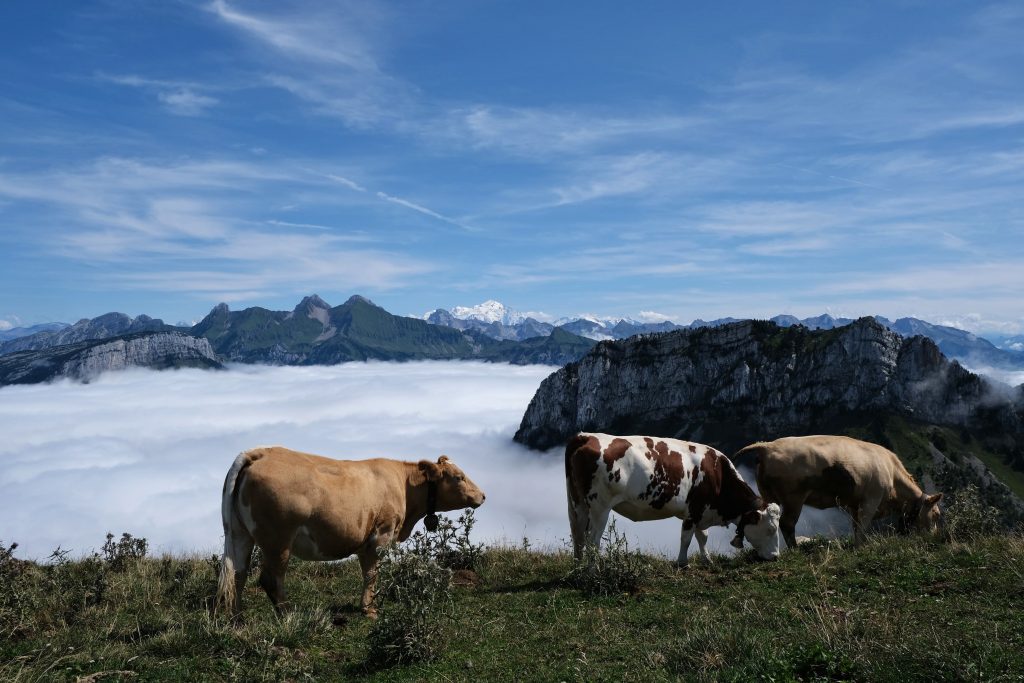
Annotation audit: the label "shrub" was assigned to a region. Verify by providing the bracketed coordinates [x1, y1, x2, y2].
[567, 520, 652, 597]
[46, 546, 107, 624]
[422, 509, 485, 572]
[944, 484, 1002, 542]
[102, 532, 149, 571]
[0, 541, 37, 638]
[366, 538, 454, 665]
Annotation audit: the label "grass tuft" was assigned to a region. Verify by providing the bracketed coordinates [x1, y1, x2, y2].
[567, 520, 654, 597]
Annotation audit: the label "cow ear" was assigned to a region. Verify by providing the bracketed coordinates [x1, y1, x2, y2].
[418, 460, 442, 482]
[926, 493, 943, 507]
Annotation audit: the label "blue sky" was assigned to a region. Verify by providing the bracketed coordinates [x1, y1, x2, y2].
[1, 1, 1022, 333]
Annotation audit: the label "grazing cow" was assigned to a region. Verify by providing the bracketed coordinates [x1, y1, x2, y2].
[216, 447, 485, 618]
[737, 435, 943, 549]
[565, 433, 781, 565]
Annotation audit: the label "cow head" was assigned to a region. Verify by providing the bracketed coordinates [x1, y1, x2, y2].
[914, 492, 943, 535]
[731, 503, 781, 560]
[418, 455, 486, 510]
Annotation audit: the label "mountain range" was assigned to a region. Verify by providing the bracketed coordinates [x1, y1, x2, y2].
[424, 301, 1024, 373]
[0, 322, 70, 343]
[3, 296, 1024, 385]
[0, 296, 598, 385]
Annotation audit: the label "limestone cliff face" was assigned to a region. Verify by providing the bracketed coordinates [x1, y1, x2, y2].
[514, 318, 1020, 454]
[0, 332, 222, 385]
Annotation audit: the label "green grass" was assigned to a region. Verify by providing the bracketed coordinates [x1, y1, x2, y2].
[3, 533, 1023, 682]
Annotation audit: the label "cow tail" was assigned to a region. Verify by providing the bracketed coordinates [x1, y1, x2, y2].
[565, 433, 589, 557]
[216, 450, 253, 615]
[733, 443, 767, 471]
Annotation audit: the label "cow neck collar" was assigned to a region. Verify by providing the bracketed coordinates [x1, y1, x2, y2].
[731, 496, 766, 549]
[424, 480, 439, 532]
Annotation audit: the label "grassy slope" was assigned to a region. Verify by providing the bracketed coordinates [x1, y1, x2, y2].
[3, 536, 1023, 682]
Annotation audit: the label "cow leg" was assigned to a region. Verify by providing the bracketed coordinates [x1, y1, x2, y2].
[357, 546, 381, 618]
[780, 501, 804, 550]
[852, 497, 881, 545]
[257, 547, 291, 615]
[229, 534, 255, 618]
[694, 528, 713, 564]
[568, 499, 589, 560]
[676, 520, 696, 567]
[585, 506, 611, 552]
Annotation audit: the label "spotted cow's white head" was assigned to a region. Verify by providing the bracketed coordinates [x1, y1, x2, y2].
[731, 503, 781, 560]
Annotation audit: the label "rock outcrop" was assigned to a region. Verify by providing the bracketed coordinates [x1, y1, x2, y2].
[0, 332, 222, 385]
[0, 312, 179, 355]
[514, 318, 1023, 455]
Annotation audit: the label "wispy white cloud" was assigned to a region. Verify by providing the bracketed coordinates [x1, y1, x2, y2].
[636, 310, 675, 323]
[157, 89, 219, 116]
[0, 157, 436, 298]
[98, 73, 220, 116]
[375, 191, 477, 231]
[208, 0, 382, 71]
[325, 173, 367, 193]
[324, 170, 477, 231]
[820, 261, 1024, 297]
[441, 105, 704, 158]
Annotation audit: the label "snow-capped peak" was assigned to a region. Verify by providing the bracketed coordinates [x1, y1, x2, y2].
[447, 300, 528, 325]
[553, 313, 634, 327]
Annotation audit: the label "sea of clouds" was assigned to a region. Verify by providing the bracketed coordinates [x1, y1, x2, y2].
[0, 361, 848, 561]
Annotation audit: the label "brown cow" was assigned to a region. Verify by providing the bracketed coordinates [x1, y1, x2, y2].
[215, 446, 485, 618]
[736, 435, 943, 549]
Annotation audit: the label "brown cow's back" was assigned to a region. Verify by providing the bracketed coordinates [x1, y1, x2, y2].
[239, 447, 410, 561]
[756, 436, 904, 508]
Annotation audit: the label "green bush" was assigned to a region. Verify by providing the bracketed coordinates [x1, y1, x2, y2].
[45, 546, 107, 625]
[567, 520, 653, 597]
[101, 531, 149, 571]
[366, 538, 454, 666]
[0, 541, 37, 639]
[421, 509, 485, 572]
[944, 484, 1002, 541]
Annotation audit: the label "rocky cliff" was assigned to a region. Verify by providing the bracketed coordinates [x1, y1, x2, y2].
[0, 332, 222, 385]
[515, 317, 1024, 519]
[0, 313, 179, 355]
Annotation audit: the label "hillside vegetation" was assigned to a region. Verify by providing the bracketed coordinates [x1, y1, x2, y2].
[2, 526, 1022, 682]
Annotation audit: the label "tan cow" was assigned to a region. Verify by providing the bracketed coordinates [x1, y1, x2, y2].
[215, 446, 485, 618]
[736, 435, 943, 549]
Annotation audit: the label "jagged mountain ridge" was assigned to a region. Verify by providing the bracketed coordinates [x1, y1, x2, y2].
[7, 296, 1024, 373]
[514, 317, 1024, 452]
[0, 296, 598, 384]
[0, 322, 70, 342]
[426, 302, 1024, 371]
[0, 332, 221, 385]
[0, 313, 181, 355]
[190, 295, 596, 366]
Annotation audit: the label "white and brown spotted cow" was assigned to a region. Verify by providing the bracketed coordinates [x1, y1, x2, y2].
[216, 446, 485, 618]
[565, 433, 781, 565]
[737, 435, 943, 549]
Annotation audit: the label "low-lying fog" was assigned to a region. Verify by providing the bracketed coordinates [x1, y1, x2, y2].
[0, 361, 848, 561]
